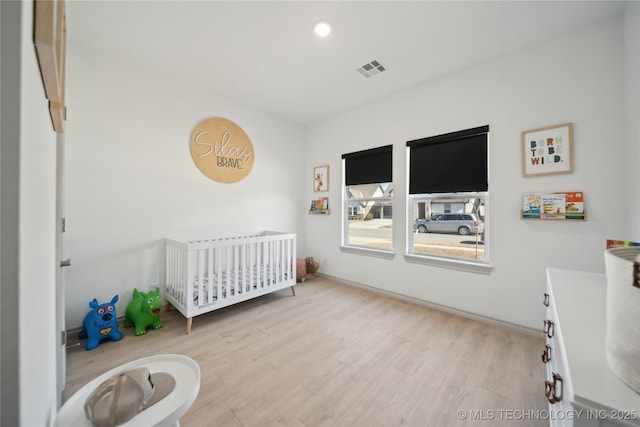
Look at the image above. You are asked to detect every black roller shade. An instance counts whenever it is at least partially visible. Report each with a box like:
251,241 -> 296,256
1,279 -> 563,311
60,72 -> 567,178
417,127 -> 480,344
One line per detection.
407,126 -> 488,194
342,145 -> 392,185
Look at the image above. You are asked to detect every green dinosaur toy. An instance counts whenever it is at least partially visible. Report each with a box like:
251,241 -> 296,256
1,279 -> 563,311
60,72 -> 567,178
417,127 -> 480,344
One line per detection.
123,287 -> 164,336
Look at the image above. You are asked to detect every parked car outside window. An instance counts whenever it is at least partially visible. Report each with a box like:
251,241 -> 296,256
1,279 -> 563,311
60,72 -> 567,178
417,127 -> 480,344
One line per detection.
413,213 -> 481,235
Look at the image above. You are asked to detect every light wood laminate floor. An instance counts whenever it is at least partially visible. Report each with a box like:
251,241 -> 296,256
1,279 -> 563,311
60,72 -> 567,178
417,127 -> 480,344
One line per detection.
63,275 -> 548,426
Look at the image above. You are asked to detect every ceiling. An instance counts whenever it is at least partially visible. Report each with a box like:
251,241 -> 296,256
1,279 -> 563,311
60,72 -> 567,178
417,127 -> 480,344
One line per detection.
66,1 -> 627,125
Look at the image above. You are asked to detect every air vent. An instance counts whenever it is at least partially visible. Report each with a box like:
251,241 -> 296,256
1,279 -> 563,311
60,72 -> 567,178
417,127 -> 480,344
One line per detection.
356,60 -> 386,78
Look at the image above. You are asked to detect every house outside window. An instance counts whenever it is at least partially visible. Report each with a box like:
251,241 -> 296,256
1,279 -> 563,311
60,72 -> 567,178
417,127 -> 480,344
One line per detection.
342,145 -> 393,255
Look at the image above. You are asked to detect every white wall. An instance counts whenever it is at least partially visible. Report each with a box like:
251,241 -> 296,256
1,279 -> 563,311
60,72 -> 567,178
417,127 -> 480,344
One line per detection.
64,45 -> 306,328
625,1 -> 640,239
303,17 -> 627,331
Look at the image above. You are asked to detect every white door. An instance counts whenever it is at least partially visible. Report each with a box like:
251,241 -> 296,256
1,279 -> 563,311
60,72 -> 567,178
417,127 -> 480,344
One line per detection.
56,133 -> 68,407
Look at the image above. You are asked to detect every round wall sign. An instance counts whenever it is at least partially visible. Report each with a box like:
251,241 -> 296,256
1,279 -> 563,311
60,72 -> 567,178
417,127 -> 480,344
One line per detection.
190,117 -> 255,183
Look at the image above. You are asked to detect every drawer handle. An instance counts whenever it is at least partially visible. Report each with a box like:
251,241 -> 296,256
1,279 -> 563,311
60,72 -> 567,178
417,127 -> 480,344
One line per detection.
543,320 -> 554,338
544,372 -> 563,403
544,380 -> 555,403
543,292 -> 549,307
541,344 -> 551,364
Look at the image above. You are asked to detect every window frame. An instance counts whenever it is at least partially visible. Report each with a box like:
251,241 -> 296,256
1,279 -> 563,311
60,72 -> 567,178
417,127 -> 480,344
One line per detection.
340,146 -> 394,259
405,192 -> 490,273
404,127 -> 492,274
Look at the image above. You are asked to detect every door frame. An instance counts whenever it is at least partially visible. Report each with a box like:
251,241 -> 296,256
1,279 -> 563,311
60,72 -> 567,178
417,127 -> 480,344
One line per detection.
55,134 -> 66,407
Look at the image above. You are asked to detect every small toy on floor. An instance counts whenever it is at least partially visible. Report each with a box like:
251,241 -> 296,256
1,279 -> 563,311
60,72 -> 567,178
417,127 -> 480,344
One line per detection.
79,295 -> 123,350
123,287 -> 164,336
305,257 -> 319,274
297,256 -> 320,282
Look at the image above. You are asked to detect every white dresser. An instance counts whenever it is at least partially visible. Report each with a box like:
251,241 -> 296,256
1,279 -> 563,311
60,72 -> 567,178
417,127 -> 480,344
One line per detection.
544,268 -> 640,427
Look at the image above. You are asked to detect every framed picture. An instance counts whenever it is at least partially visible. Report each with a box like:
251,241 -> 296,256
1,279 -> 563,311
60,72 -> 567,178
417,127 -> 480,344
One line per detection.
521,122 -> 573,177
313,165 -> 329,192
34,0 -> 67,133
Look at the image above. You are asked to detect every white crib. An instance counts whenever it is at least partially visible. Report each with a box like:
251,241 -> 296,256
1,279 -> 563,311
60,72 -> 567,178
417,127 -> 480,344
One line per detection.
165,231 -> 296,334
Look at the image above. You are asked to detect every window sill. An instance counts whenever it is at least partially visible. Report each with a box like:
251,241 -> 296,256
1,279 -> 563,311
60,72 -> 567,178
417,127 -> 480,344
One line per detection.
403,253 -> 493,275
340,245 -> 395,260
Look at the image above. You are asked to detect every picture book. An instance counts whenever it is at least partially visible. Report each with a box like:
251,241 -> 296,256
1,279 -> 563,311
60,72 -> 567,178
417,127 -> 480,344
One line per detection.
541,193 -> 566,219
562,191 -> 584,219
522,193 -> 542,218
606,239 -> 640,249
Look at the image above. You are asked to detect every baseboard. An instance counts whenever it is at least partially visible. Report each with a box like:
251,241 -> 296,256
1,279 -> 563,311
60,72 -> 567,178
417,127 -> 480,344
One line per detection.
316,272 -> 544,338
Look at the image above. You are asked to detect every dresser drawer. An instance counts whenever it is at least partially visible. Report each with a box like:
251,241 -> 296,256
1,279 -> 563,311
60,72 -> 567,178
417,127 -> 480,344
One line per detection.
543,288 -> 572,427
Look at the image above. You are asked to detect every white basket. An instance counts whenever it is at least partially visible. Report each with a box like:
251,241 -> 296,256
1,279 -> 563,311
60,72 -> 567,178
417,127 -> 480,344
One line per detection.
604,247 -> 640,394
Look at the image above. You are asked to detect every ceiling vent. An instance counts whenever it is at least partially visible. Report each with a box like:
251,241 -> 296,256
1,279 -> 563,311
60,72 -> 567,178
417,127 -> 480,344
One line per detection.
356,60 -> 386,78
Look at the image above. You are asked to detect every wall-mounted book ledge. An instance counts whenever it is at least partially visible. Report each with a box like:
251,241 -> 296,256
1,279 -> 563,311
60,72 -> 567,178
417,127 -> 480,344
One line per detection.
520,211 -> 587,221
310,197 -> 329,215
522,191 -> 587,221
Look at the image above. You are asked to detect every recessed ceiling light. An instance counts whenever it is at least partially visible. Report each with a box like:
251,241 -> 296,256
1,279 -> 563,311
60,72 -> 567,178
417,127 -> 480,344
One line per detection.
313,20 -> 332,38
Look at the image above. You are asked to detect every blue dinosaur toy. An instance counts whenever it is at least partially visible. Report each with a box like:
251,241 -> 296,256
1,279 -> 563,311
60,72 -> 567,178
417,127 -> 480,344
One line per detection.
123,287 -> 164,336
79,295 -> 123,350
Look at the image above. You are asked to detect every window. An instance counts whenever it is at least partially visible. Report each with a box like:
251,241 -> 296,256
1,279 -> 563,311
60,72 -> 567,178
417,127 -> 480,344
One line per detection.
406,126 -> 490,272
342,145 -> 393,255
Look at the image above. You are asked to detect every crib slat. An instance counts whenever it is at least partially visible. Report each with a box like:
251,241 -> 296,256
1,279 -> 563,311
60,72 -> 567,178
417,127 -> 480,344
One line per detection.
207,248 -> 214,304
273,240 -> 277,284
216,247 -> 223,300
284,238 -> 289,281
186,247 -> 194,311
272,240 -> 278,284
265,241 -> 269,287
276,239 -> 282,283
166,244 -> 173,302
171,245 -> 179,303
241,243 -> 247,293
226,245 -> 232,297
180,246 -> 186,306
197,249 -> 205,307
288,236 -> 293,280
280,238 -> 283,278
233,244 -> 239,295
264,241 -> 269,286
279,240 -> 283,283
248,243 -> 253,292
253,243 -> 258,290
257,241 -> 263,289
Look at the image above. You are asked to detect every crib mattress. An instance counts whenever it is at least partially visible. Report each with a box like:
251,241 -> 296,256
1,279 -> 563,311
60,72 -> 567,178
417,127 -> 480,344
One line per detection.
168,265 -> 290,306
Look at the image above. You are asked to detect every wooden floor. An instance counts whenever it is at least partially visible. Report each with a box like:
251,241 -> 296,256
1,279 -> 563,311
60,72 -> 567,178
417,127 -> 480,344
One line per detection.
64,275 -> 548,426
